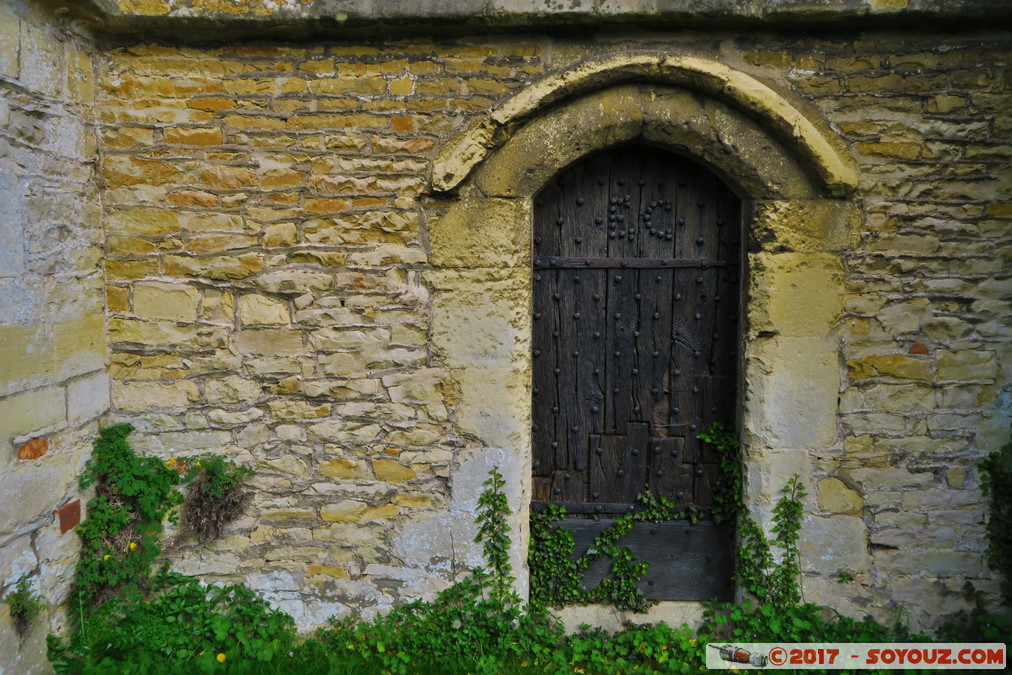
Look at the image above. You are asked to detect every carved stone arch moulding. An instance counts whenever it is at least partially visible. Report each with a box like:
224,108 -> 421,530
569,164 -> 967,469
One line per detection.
426,53 -> 862,612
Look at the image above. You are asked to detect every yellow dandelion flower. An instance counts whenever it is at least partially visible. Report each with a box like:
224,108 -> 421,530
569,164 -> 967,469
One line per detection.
216,653 -> 226,663
689,639 -> 698,647
195,461 -> 202,468
103,554 -> 111,561
129,542 -> 138,551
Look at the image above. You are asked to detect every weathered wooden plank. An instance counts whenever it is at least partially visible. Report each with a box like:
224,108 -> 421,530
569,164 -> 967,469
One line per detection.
532,477 -> 552,502
532,267 -> 557,478
647,437 -> 694,502
589,422 -> 649,503
558,518 -> 734,602
694,463 -> 719,509
533,257 -> 734,269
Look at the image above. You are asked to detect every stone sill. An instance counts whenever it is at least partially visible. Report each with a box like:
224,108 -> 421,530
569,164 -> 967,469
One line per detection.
64,0 -> 1012,41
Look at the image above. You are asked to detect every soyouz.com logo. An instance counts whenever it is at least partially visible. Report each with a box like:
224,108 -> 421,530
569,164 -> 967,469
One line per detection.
704,643 -> 1006,670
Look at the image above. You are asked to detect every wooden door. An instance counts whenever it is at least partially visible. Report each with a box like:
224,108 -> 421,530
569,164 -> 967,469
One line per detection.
531,145 -> 741,601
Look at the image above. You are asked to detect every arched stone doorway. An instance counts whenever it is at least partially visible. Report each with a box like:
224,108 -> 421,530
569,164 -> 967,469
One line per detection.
426,54 -> 859,615
531,145 -> 741,600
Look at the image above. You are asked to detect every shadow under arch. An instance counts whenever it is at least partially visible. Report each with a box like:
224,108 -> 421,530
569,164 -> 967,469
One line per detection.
425,58 -> 861,618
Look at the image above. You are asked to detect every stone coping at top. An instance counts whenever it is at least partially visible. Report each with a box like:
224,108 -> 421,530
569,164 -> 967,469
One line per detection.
58,0 -> 1012,39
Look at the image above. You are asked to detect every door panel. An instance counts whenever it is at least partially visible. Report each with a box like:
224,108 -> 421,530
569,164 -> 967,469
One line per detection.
531,145 -> 741,601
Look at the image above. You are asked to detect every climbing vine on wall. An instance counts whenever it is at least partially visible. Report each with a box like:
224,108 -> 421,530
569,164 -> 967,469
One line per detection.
528,423 -> 741,611
982,423 -> 1012,606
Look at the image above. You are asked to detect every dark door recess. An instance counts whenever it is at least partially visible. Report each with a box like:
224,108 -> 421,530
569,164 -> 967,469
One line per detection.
531,145 -> 741,602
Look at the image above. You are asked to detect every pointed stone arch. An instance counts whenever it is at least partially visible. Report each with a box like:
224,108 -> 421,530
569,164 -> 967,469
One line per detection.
426,54 -> 862,621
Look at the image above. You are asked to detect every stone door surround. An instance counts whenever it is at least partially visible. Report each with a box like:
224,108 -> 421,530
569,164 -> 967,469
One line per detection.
426,52 -> 860,603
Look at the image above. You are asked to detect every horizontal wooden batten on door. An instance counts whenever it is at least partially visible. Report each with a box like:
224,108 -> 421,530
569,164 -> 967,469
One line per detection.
533,257 -> 735,269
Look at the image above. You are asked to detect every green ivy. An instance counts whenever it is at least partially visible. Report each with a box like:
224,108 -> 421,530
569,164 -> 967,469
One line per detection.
696,421 -> 743,524
736,475 -> 807,608
529,422 -> 739,612
475,467 -> 513,600
5,575 -> 45,636
982,423 -> 1012,606
529,504 -> 650,612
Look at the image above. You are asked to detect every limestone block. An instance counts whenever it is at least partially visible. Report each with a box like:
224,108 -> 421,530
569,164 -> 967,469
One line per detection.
184,233 -> 258,254
923,317 -> 974,339
382,369 -> 447,405
321,500 -> 398,522
0,386 -> 65,445
181,212 -> 244,232
0,464 -> 70,537
385,427 -> 442,445
106,207 -> 180,235
392,494 -> 440,508
429,197 -> 531,268
873,550 -> 982,577
871,525 -> 958,549
308,420 -> 381,443
309,327 -> 390,351
748,200 -> 859,252
846,354 -> 932,381
0,2 -> 18,80
799,515 -> 869,575
937,349 -> 998,381
846,467 -> 934,490
204,375 -> 262,403
133,282 -> 200,322
874,299 -> 931,335
817,478 -> 863,515
260,455 -> 308,476
0,324 -> 54,396
861,383 -> 935,412
53,314 -> 106,379
266,400 -> 330,420
206,407 -> 264,425
900,489 -> 981,511
256,270 -> 334,293
111,380 -> 199,410
747,252 -> 844,337
109,318 -> 228,350
372,459 -> 417,482
236,423 -> 270,445
239,294 -> 290,325
320,458 -> 372,479
165,253 -> 264,280
236,328 -> 303,355
35,518 -> 81,605
744,446 -> 812,522
128,429 -> 232,454
393,512 -> 483,572
67,371 -> 110,423
744,336 -> 838,449
19,19 -> 65,99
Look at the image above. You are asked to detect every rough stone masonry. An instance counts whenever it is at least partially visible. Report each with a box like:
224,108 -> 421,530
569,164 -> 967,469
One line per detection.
0,0 -> 1010,670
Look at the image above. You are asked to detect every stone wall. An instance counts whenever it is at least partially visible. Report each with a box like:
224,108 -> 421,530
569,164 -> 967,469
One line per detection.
0,3 -> 1008,665
94,26 -> 1011,633
0,0 -> 103,670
